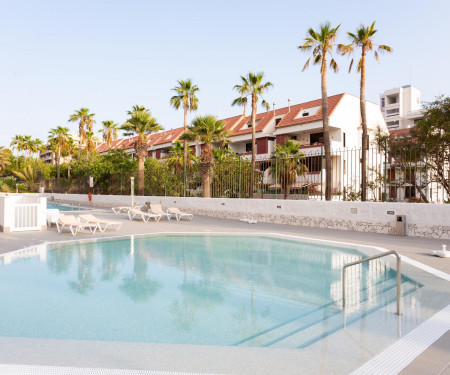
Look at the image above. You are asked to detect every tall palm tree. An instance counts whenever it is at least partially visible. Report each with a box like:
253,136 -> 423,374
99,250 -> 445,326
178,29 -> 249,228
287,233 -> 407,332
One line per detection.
22,135 -> 33,159
121,106 -> 162,195
170,79 -> 199,196
299,22 -> 340,201
10,135 -> 24,169
180,115 -> 230,198
68,108 -> 96,153
338,21 -> 392,201
48,126 -> 70,179
231,84 -> 248,117
270,140 -> 308,200
233,72 -> 273,197
32,138 -> 45,159
65,137 -> 76,178
167,141 -> 195,173
84,131 -> 100,154
99,120 -> 120,148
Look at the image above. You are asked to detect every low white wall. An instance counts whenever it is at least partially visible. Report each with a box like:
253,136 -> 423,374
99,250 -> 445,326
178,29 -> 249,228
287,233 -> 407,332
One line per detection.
45,193 -> 450,239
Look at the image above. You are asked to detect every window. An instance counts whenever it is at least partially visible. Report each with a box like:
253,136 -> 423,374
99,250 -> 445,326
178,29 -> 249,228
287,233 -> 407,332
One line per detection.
310,132 -> 324,145
405,186 -> 416,198
246,119 -> 260,129
245,143 -> 252,152
275,118 -> 282,125
290,135 -> 297,141
295,106 -> 320,119
386,120 -> 399,128
381,98 -> 385,107
386,108 -> 399,117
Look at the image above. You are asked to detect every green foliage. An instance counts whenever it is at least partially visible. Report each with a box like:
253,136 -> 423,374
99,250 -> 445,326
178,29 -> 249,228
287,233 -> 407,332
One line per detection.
13,164 -> 39,192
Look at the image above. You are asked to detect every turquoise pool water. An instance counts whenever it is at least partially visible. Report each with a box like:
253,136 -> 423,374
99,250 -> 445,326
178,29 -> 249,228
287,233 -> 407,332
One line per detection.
0,235 -> 424,348
47,202 -> 87,211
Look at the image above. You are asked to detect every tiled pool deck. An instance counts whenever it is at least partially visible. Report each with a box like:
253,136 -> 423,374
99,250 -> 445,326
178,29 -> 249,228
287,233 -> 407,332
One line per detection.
1,207 -> 449,374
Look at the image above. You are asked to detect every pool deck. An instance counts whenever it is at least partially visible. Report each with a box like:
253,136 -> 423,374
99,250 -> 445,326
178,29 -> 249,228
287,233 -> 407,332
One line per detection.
1,207 -> 449,375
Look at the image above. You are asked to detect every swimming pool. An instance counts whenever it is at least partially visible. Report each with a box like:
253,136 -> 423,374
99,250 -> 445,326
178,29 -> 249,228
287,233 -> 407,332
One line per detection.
0,234 -> 448,373
47,202 -> 88,211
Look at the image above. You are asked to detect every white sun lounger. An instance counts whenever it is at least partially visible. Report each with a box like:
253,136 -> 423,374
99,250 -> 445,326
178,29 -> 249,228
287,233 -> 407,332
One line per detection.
167,207 -> 193,221
150,204 -> 171,220
56,215 -> 99,236
79,214 -> 123,232
112,205 -> 141,214
47,209 -> 60,227
128,208 -> 161,222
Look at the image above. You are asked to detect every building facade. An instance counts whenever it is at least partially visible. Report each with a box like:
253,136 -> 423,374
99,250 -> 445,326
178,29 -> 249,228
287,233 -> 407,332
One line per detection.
380,85 -> 424,130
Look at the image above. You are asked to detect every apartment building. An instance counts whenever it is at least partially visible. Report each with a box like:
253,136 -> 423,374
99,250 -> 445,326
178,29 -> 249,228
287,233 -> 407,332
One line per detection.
39,133 -> 83,165
380,85 -> 424,130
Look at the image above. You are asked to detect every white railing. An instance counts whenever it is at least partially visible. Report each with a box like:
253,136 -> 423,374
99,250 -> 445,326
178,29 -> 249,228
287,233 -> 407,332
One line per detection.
11,203 -> 41,232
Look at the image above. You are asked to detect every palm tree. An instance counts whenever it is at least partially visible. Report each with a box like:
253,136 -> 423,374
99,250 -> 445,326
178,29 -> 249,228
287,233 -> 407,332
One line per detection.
65,137 -> 76,178
48,126 -> 70,179
68,108 -> 96,153
84,131 -> 99,154
99,120 -> 119,148
32,138 -> 45,159
299,22 -> 340,201
167,141 -> 195,173
170,80 -> 199,195
13,164 -> 39,192
233,72 -> 273,198
10,135 -> 24,169
231,84 -> 248,117
270,140 -> 308,200
180,115 -> 230,198
121,106 -> 163,195
22,135 -> 33,159
338,21 -> 392,201
0,147 -> 11,173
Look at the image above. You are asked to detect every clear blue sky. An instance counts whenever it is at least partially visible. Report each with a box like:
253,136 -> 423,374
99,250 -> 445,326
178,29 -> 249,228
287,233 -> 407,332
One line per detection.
1,0 -> 448,147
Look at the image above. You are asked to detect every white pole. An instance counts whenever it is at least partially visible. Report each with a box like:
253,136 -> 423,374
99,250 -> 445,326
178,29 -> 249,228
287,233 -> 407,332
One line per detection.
130,177 -> 135,208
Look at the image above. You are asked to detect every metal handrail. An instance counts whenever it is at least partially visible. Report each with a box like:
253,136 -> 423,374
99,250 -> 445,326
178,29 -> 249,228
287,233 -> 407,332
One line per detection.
342,250 -> 401,315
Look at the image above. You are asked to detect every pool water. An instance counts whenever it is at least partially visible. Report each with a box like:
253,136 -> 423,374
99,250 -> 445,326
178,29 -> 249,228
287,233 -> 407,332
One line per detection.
47,202 -> 87,211
0,235 -> 429,349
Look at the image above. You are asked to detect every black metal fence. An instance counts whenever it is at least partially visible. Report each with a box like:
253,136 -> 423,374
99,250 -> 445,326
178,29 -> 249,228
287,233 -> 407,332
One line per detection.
42,146 -> 449,203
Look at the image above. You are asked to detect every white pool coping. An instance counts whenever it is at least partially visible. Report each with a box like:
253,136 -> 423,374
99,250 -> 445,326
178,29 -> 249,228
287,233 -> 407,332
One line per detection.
0,231 -> 449,375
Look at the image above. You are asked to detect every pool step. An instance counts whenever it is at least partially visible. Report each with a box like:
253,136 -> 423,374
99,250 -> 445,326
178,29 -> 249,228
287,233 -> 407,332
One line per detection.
267,280 -> 419,349
235,277 -> 419,348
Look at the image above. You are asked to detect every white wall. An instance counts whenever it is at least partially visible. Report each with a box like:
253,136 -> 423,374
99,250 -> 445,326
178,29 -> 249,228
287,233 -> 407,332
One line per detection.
0,194 -> 47,232
45,193 -> 450,239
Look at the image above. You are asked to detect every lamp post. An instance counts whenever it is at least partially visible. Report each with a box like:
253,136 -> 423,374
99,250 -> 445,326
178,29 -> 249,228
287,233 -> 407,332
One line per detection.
130,177 -> 135,208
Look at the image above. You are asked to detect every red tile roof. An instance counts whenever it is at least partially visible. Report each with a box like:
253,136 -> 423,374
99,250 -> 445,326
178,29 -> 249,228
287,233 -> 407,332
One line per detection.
230,111 -> 274,136
275,93 -> 345,128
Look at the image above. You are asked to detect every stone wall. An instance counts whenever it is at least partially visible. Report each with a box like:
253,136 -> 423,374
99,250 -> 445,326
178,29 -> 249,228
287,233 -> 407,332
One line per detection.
45,193 -> 450,239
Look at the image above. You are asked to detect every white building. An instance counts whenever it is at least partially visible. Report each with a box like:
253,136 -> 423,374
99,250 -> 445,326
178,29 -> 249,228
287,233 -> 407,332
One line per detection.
380,85 -> 424,130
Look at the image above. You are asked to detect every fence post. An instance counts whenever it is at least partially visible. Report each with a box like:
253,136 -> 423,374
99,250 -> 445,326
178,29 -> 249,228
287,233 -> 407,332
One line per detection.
164,167 -> 167,197
275,154 -> 278,200
320,147 -> 323,201
238,156 -> 241,199
384,138 -> 387,201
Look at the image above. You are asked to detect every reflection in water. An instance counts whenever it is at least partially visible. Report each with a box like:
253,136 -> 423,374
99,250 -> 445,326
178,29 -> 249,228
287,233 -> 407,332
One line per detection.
119,236 -> 161,303
68,244 -> 96,295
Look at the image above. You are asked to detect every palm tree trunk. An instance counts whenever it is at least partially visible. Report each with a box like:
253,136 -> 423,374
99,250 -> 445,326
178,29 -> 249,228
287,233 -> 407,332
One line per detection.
360,46 -> 368,201
321,54 -> 332,201
57,148 -> 61,179
138,157 -> 144,195
201,143 -> 213,198
250,93 -> 257,198
202,174 -> 211,198
68,153 -> 71,179
183,106 -> 188,197
16,147 -> 18,169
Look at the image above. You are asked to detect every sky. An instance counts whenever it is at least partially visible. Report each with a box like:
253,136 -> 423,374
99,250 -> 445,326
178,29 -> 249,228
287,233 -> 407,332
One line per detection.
1,0 -> 449,147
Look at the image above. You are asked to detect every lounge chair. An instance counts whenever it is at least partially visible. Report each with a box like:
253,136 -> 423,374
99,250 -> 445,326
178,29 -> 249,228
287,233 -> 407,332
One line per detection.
128,208 -> 161,222
79,214 -> 123,232
167,207 -> 193,221
112,205 -> 141,214
150,204 -> 171,220
47,209 -> 61,227
56,215 -> 99,236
